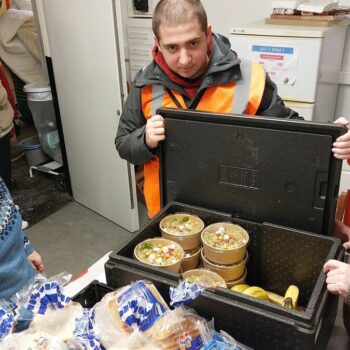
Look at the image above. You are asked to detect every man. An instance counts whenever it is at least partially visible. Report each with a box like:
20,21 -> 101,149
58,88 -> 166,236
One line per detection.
116,0 -> 350,217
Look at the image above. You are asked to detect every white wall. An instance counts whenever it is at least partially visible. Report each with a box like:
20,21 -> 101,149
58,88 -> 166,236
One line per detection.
201,0 -> 271,37
200,1 -> 350,123
202,0 -> 350,122
336,25 -> 350,120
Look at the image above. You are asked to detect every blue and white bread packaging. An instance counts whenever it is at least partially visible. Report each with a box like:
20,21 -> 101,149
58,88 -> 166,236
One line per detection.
92,280 -> 168,348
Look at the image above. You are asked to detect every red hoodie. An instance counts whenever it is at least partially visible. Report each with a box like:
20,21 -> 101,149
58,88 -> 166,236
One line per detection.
151,30 -> 212,100
0,65 -> 18,137
0,66 -> 17,117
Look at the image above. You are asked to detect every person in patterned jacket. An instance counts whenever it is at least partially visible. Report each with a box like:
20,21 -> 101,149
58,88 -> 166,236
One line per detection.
0,177 -> 44,299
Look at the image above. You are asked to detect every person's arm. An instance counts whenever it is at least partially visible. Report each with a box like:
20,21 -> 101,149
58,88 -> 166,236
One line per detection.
115,72 -> 160,165
257,74 -> 302,120
23,233 -> 34,257
28,251 -> 44,273
0,79 -> 14,136
23,233 -> 44,273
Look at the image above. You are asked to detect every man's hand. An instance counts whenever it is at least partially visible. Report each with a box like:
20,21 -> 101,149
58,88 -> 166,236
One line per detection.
28,251 -> 45,273
323,259 -> 350,297
333,117 -> 350,160
145,114 -> 165,149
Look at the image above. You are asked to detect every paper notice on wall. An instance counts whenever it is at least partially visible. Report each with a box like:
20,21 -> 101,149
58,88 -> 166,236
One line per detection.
247,44 -> 298,84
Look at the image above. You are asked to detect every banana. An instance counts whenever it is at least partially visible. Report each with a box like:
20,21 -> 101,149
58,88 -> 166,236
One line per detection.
267,291 -> 285,306
243,286 -> 268,300
231,283 -> 301,310
283,285 -> 299,309
231,284 -> 250,293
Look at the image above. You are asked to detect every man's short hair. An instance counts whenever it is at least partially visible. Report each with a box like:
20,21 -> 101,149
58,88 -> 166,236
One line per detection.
152,0 -> 208,40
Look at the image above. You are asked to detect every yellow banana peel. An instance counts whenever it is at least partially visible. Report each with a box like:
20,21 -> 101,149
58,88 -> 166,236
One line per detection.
231,284 -> 250,293
267,291 -> 285,306
283,285 -> 299,309
243,286 -> 268,300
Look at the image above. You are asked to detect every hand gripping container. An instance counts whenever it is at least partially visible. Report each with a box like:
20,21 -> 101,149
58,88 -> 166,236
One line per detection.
106,108 -> 345,350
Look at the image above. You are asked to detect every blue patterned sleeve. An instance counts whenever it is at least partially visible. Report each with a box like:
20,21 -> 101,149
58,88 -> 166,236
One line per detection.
23,233 -> 34,256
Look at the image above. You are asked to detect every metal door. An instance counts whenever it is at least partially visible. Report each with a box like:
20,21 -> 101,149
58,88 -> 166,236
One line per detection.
34,0 -> 139,231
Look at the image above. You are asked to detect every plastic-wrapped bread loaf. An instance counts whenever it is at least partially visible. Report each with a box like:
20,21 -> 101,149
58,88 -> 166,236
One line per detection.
29,302 -> 84,342
145,306 -> 205,350
93,280 -> 169,348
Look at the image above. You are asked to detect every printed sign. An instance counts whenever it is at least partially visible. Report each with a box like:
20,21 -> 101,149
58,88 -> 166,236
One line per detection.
248,44 -> 298,83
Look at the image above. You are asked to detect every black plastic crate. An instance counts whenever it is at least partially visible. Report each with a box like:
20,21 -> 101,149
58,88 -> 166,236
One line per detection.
106,201 -> 342,350
157,108 -> 343,236
73,281 -> 113,308
106,109 -> 344,349
105,257 -> 339,350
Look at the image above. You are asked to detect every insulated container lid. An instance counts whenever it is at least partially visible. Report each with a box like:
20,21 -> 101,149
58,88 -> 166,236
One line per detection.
158,108 -> 343,235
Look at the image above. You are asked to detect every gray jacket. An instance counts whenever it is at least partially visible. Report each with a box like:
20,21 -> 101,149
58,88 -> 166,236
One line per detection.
115,33 -> 301,165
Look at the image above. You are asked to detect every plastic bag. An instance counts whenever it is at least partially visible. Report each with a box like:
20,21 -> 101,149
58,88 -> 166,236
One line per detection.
30,302 -> 85,341
92,292 -> 130,348
169,280 -> 204,308
92,280 -> 169,348
103,329 -> 161,350
0,272 -> 72,342
0,304 -> 15,341
22,273 -> 72,315
12,272 -> 72,309
145,306 -> 206,350
3,304 -> 102,350
2,329 -> 69,350
199,319 -> 252,350
138,279 -> 206,349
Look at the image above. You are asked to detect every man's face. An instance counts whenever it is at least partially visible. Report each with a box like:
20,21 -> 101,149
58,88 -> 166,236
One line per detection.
156,19 -> 210,79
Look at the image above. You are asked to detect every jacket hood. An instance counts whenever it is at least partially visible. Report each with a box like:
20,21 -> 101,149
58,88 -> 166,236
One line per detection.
207,33 -> 240,74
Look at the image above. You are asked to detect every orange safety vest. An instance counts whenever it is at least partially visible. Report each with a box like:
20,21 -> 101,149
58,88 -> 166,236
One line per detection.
141,60 -> 266,217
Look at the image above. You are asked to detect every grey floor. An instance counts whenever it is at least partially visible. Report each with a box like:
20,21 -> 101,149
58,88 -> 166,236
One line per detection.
26,201 -> 349,349
26,201 -> 135,276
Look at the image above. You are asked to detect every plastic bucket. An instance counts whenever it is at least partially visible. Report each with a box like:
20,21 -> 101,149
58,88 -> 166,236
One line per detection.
23,82 -> 62,164
18,136 -> 50,167
23,82 -> 52,102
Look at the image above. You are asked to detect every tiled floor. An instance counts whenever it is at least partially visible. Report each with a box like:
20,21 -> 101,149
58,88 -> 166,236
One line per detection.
11,124 -> 72,226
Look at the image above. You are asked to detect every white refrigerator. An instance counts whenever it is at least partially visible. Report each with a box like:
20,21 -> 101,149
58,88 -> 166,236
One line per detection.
32,0 -> 139,232
229,21 -> 348,122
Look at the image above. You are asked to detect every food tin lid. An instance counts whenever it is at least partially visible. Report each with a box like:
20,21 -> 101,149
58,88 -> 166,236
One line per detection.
158,108 -> 343,235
